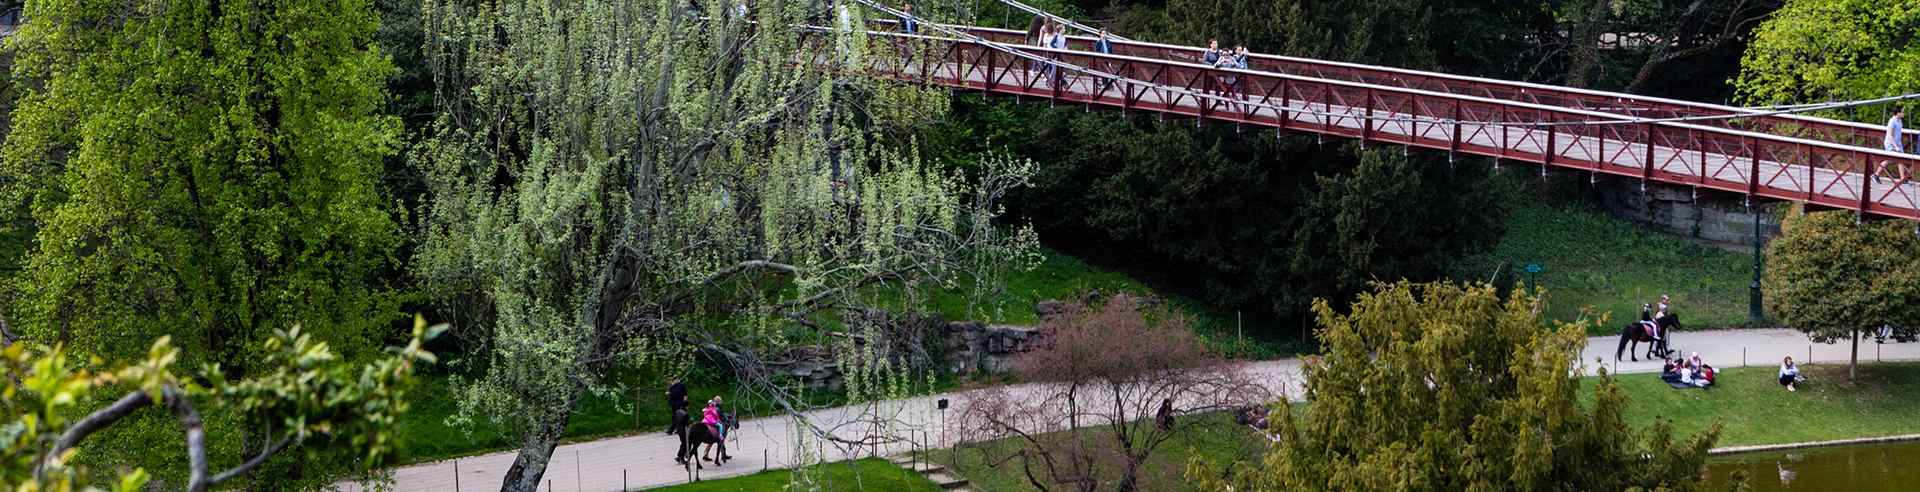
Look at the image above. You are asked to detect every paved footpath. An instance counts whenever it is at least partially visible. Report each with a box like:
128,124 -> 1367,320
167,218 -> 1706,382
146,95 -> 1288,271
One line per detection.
355,329 -> 1920,492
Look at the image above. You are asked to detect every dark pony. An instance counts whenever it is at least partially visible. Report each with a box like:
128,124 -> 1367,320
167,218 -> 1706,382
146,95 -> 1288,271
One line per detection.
1616,313 -> 1680,362
674,408 -> 736,468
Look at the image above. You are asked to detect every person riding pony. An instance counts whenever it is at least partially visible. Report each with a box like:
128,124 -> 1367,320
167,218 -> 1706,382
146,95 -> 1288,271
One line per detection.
1638,303 -> 1661,340
1617,302 -> 1680,361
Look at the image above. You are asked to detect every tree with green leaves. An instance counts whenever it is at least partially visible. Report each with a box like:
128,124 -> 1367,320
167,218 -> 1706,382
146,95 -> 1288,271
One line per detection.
416,0 -> 1035,489
1736,0 -> 1920,110
1,0 -> 408,486
1,318 -> 440,492
1188,281 -> 1728,492
1135,0 -> 1436,70
1763,209 -> 1920,380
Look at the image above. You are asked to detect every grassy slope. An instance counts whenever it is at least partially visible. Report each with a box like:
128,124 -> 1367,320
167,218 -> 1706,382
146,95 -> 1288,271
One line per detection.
929,246 -> 1299,358
1456,204 -> 1759,334
931,411 -> 1269,492
648,458 -> 943,492
1592,361 -> 1920,448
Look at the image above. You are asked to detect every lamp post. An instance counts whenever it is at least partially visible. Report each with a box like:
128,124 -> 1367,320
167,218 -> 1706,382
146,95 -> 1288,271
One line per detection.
1750,205 -> 1764,323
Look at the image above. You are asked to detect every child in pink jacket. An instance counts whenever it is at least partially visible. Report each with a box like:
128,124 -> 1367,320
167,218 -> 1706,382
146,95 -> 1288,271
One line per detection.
700,396 -> 724,437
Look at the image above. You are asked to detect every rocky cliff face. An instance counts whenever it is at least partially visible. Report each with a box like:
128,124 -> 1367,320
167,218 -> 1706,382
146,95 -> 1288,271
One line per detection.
1591,179 -> 1780,251
938,321 -> 1048,376
755,294 -> 1162,387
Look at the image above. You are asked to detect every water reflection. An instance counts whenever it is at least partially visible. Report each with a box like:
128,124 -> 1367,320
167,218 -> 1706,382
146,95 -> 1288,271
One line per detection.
1705,441 -> 1920,491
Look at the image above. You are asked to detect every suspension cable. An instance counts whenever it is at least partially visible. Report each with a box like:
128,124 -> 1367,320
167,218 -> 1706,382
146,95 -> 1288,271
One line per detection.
983,0 -> 1126,41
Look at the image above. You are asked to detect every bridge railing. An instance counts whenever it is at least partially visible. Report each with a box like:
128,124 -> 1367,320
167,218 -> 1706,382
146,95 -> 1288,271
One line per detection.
832,27 -> 1920,220
905,22 -> 1907,154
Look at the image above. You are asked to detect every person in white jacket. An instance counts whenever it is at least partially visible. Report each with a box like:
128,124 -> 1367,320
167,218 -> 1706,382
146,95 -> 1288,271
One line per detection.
1779,356 -> 1803,392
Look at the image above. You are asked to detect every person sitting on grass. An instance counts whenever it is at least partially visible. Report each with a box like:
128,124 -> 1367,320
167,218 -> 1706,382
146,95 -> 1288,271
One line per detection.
1660,357 -> 1684,383
1780,356 -> 1804,391
1680,352 -> 1714,388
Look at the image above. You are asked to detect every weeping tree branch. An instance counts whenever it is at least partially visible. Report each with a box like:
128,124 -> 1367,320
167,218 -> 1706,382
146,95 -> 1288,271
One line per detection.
38,384 -> 288,492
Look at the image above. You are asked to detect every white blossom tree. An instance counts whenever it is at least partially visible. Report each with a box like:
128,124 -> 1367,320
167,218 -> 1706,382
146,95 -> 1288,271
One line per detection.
415,0 -> 1035,489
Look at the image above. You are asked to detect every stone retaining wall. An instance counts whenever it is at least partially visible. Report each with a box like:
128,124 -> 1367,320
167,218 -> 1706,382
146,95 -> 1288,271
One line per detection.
1592,180 -> 1781,252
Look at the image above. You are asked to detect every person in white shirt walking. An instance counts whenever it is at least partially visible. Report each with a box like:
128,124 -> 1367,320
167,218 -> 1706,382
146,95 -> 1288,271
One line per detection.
1881,108 -> 1908,183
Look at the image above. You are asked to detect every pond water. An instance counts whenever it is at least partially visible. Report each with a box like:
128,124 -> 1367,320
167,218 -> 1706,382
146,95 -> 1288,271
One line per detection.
1704,440 -> 1920,491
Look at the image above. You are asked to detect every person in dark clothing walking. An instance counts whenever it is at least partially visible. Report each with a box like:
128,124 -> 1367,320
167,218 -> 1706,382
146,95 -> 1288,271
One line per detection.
1093,28 -> 1115,92
665,377 -> 689,435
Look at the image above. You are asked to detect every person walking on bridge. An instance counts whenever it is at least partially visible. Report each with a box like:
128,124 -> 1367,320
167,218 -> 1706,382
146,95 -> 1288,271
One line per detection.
898,2 -> 917,35
1093,28 -> 1115,92
1881,107 -> 1907,183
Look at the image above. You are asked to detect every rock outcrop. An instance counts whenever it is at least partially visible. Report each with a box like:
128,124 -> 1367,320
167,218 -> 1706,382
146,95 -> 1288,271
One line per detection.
1592,180 -> 1781,251
939,321 -> 1048,376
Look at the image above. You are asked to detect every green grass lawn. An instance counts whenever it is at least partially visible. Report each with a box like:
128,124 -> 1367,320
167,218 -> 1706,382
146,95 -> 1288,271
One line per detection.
1593,361 -> 1920,447
648,458 -> 942,492
925,245 -> 1157,326
1455,204 -> 1762,334
925,245 -> 1299,358
929,411 -> 1269,492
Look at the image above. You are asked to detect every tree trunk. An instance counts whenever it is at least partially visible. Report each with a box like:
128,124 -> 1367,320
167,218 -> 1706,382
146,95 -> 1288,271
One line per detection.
1564,0 -> 1611,89
1067,384 -> 1077,431
1115,456 -> 1143,492
499,402 -> 579,492
1851,326 -> 1861,380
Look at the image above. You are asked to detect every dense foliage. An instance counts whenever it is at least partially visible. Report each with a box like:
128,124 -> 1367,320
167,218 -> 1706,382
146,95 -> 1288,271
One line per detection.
952,105 -> 1517,333
1764,209 -> 1920,379
1737,0 -> 1920,111
1190,281 -> 1725,491
0,0 -> 408,486
2,319 -> 439,492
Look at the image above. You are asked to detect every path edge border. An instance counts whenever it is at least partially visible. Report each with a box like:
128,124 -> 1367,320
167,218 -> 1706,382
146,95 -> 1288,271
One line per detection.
1707,432 -> 1920,456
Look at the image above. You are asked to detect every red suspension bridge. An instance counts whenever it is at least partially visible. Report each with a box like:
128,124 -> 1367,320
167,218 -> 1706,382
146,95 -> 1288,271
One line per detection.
843,6 -> 1920,222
